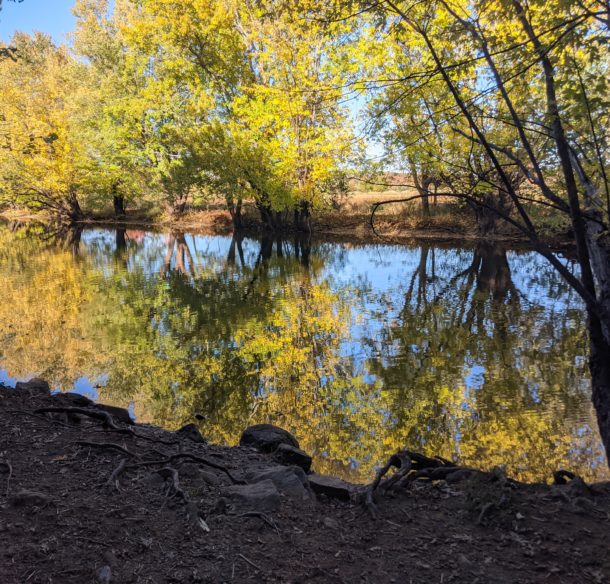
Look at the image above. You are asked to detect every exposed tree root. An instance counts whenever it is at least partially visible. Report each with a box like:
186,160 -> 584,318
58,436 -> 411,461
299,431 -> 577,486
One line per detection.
34,407 -> 132,434
7,409 -> 75,429
477,501 -> 495,525
75,441 -> 136,458
129,431 -> 179,447
130,452 -> 242,485
13,407 -> 179,450
553,469 -> 577,484
364,450 -> 459,518
157,467 -> 188,501
106,458 -> 128,492
364,450 -> 593,520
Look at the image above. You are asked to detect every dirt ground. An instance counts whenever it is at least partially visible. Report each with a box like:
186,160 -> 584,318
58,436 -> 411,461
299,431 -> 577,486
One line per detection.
1,384 -> 609,584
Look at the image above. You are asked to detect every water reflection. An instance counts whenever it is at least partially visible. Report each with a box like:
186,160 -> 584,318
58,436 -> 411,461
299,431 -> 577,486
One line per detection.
0,223 -> 605,483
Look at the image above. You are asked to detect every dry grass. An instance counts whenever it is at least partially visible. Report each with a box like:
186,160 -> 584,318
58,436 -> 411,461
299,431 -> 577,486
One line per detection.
3,189 -> 568,246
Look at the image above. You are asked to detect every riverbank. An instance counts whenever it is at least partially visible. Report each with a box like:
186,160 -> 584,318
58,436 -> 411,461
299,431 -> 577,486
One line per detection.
2,381 -> 609,583
1,193 -> 575,249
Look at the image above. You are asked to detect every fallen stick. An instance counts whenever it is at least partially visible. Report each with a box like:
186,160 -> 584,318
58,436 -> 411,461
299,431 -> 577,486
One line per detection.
238,553 -> 263,572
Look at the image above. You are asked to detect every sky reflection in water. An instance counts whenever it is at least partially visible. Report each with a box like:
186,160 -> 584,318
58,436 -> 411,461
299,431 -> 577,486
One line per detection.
0,224 -> 606,482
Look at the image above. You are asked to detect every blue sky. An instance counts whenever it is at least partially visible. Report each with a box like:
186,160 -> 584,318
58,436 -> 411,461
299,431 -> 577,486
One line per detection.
0,0 -> 76,43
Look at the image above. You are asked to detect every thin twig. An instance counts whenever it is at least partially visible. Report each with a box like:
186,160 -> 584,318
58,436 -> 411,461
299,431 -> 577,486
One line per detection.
238,553 -> 263,572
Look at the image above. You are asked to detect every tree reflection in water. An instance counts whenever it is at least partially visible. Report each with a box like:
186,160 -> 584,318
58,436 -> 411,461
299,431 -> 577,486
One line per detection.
0,223 -> 605,483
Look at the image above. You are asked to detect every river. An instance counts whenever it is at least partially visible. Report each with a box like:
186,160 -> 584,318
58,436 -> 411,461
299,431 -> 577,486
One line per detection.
0,223 -> 606,482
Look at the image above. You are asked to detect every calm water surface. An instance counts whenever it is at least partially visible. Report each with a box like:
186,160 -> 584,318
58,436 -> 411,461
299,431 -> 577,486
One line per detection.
0,223 -> 607,482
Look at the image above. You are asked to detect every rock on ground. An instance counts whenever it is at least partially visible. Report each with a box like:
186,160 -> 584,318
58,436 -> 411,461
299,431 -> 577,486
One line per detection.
308,474 -> 353,501
239,423 -> 299,452
246,465 -> 313,501
274,443 -> 312,473
175,423 -> 207,443
221,479 -> 281,513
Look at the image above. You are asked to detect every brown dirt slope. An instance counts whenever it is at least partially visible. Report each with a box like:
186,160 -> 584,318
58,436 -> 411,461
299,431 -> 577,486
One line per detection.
1,385 -> 609,584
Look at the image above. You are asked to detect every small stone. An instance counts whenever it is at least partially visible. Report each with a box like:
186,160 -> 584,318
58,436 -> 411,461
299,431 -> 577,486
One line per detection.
96,565 -> 112,584
323,517 -> 339,529
246,466 -> 312,501
176,423 -> 206,443
94,403 -> 134,425
274,443 -> 312,473
308,475 -> 352,501
178,464 -> 220,486
239,424 -> 299,453
199,471 -> 221,486
222,479 -> 281,513
9,490 -> 52,508
15,378 -> 50,396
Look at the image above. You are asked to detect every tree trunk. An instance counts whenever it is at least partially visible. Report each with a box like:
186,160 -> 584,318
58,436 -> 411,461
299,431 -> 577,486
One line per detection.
66,194 -> 83,224
475,187 -> 514,236
228,197 -> 243,230
258,203 -> 289,232
421,176 -> 432,217
171,194 -> 189,216
115,228 -> 126,253
227,233 -> 244,266
59,226 -> 82,257
113,195 -> 126,217
257,203 -> 274,231
407,157 -> 430,217
259,235 -> 273,262
294,201 -> 312,233
294,234 -> 311,268
475,243 -> 512,301
589,312 -> 610,459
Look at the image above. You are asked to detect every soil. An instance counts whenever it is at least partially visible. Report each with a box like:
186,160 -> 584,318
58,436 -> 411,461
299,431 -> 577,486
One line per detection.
2,385 -> 609,584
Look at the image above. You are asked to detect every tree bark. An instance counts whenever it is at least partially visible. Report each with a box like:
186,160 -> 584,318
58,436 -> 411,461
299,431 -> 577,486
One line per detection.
407,157 -> 430,217
294,201 -> 312,233
589,313 -> 610,460
228,197 -> 243,230
113,195 -> 126,217
66,194 -> 83,224
171,194 -> 189,216
115,228 -> 126,253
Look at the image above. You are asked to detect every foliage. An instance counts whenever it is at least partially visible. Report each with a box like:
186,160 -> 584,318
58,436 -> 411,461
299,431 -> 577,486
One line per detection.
0,34 -> 90,220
